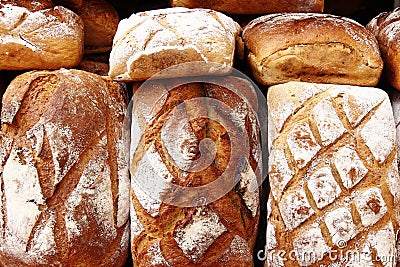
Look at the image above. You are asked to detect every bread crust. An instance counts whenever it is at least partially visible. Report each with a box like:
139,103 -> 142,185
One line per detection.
367,9 -> 400,90
242,13 -> 383,86
130,77 -> 261,266
0,4 -> 84,70
170,0 -> 324,15
267,81 -> 398,267
108,7 -> 241,81
0,69 -> 130,266
76,0 -> 119,54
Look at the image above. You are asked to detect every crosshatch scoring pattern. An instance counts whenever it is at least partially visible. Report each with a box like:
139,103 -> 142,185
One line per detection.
267,82 -> 399,267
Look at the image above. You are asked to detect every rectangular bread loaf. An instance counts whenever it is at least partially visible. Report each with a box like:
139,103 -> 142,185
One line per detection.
267,82 -> 399,267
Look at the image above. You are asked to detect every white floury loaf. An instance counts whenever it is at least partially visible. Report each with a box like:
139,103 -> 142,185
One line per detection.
108,7 -> 241,81
267,82 -> 399,267
0,2 -> 84,70
130,77 -> 261,266
0,69 -> 130,266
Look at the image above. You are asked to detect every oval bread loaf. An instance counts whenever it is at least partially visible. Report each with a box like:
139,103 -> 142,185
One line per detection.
242,14 -> 383,87
130,77 -> 262,266
367,9 -> 400,91
0,3 -> 84,70
108,7 -> 241,81
0,69 -> 130,266
267,81 -> 399,266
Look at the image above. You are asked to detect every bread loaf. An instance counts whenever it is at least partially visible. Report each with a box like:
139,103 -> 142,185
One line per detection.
76,0 -> 119,54
170,0 -> 324,15
367,9 -> 400,90
108,7 -> 241,81
1,0 -> 54,11
267,81 -> 399,266
77,60 -> 110,76
0,3 -> 84,70
130,76 -> 261,266
242,13 -> 383,87
53,0 -> 83,9
0,69 -> 130,266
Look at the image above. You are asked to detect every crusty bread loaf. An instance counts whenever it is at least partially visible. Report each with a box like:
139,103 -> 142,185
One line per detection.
76,0 -> 119,54
0,69 -> 130,266
77,60 -> 110,76
242,13 -> 383,87
267,81 -> 398,266
170,0 -> 324,14
1,0 -> 54,11
0,3 -> 84,70
367,9 -> 400,90
130,77 -> 261,266
53,0 -> 83,9
109,7 -> 241,81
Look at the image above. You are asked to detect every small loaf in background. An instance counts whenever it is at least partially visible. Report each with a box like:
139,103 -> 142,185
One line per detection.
267,82 -> 399,266
0,69 -> 130,266
367,9 -> 400,91
76,0 -> 119,54
108,7 -> 241,81
170,0 -> 324,15
130,77 -> 261,266
242,13 -> 383,87
0,2 -> 84,70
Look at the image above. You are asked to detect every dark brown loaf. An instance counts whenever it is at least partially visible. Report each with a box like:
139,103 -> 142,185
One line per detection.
130,77 -> 261,266
242,13 -> 383,87
170,0 -> 324,15
367,9 -> 400,90
267,82 -> 399,266
77,59 -> 110,76
76,0 -> 119,54
0,3 -> 84,70
0,69 -> 130,266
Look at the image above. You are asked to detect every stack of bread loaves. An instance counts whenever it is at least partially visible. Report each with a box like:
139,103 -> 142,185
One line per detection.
1,0 -> 400,267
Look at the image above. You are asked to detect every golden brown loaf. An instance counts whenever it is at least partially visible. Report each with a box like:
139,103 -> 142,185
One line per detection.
170,0 -> 324,15
76,0 -> 119,54
0,69 -> 130,266
242,13 -> 383,87
267,82 -> 399,266
130,77 -> 261,266
108,7 -> 241,81
0,3 -> 84,70
367,9 -> 400,91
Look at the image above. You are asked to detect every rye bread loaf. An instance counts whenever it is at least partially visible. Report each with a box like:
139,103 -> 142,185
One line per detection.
367,9 -> 400,90
0,3 -> 84,70
242,13 -> 383,87
267,82 -> 399,266
130,76 -> 261,266
108,7 -> 241,81
0,69 -> 130,266
76,0 -> 119,54
170,0 -> 324,15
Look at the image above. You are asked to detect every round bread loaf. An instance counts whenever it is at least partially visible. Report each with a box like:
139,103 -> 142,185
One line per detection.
367,9 -> 400,91
108,7 -> 241,81
76,0 -> 119,54
170,0 -> 324,15
0,69 -> 130,266
242,13 -> 383,87
267,81 -> 399,266
0,3 -> 84,70
130,76 -> 262,266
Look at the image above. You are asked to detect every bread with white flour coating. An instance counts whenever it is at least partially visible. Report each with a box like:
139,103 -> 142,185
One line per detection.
130,77 -> 261,266
0,69 -> 130,266
109,7 -> 241,81
267,82 -> 399,266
